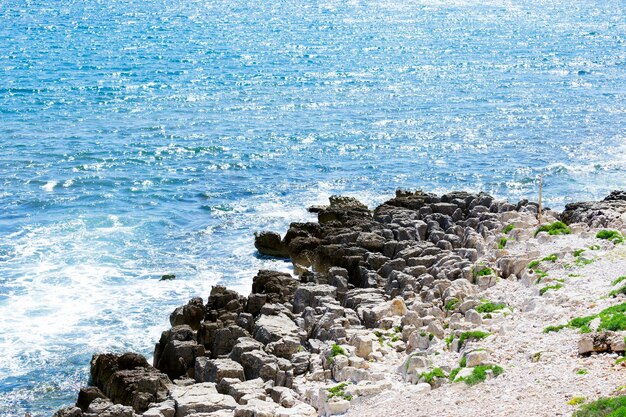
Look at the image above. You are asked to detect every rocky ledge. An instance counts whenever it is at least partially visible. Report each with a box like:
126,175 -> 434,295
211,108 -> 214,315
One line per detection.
55,190 -> 626,417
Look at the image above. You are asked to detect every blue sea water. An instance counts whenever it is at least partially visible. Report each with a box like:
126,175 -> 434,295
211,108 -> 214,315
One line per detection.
0,0 -> 625,414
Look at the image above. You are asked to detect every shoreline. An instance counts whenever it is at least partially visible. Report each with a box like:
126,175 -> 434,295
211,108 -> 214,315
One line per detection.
54,189 -> 626,417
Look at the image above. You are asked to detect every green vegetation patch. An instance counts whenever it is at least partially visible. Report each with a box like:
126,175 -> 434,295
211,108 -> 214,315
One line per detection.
574,249 -> 586,257
475,301 -> 507,314
613,276 -> 626,286
502,224 -> 514,234
535,221 -> 571,237
528,260 -> 541,269
576,369 -> 588,375
477,267 -> 494,277
569,397 -> 586,406
540,283 -> 563,296
458,331 -> 490,348
544,324 -> 567,333
445,299 -> 460,311
610,285 -> 626,298
597,230 -> 625,245
419,367 -> 446,384
329,343 -> 347,360
561,303 -> 626,334
542,253 -> 558,262
457,364 -> 504,386
498,237 -> 509,250
327,382 -> 353,401
573,395 -> 626,417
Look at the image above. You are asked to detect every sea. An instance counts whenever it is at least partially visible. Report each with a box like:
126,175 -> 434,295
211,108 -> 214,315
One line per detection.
0,0 -> 624,414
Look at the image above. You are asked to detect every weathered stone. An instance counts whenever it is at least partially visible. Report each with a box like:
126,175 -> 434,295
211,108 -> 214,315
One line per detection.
465,350 -> 489,367
252,270 -> 299,304
254,231 -> 289,258
90,353 -> 171,413
170,297 -> 206,330
170,383 -> 237,417
252,314 -> 300,345
293,284 -> 337,314
76,386 -> 106,412
230,337 -> 264,363
195,358 -> 245,384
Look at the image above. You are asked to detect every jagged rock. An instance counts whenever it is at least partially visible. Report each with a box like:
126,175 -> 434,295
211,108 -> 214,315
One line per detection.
142,400 -> 176,417
362,298 -> 407,328
251,270 -> 299,304
562,191 -> 626,227
76,386 -> 107,412
195,358 -> 245,384
578,332 -> 626,355
239,350 -> 279,381
54,407 -> 83,417
87,399 -> 135,417
233,398 -> 278,417
293,284 -> 337,314
90,353 -> 171,413
169,297 -> 206,330
230,337 -> 265,363
350,333 -> 375,358
255,231 -> 290,258
170,383 -> 237,417
153,326 -> 204,380
217,377 -> 266,403
465,350 -> 489,367
252,313 -> 300,346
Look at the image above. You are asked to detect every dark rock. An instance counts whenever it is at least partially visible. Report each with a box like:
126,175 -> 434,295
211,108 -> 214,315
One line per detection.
153,326 -> 204,380
90,353 -> 171,413
160,274 -> 176,281
76,386 -> 106,411
251,270 -> 298,304
53,407 -> 83,417
254,231 -> 289,258
169,297 -> 205,330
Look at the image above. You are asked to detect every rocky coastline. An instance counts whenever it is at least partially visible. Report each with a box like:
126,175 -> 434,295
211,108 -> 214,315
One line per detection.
54,190 -> 626,417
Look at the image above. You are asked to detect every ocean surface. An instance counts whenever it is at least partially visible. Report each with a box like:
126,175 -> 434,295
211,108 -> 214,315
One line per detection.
0,0 -> 625,414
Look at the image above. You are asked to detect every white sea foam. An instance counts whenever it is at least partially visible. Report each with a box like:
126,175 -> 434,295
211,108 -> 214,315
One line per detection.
41,181 -> 58,192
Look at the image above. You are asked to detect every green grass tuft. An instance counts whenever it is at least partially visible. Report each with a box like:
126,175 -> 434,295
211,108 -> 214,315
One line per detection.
613,276 -> 626,286
597,230 -> 625,244
573,395 -> 626,417
544,324 -> 567,333
475,301 -> 507,314
542,253 -> 558,262
498,237 -> 508,250
540,283 -> 563,296
574,249 -> 586,257
327,382 -> 353,401
445,299 -> 460,311
458,331 -> 490,348
329,343 -> 347,359
528,260 -> 541,269
419,367 -> 446,384
502,224 -> 514,234
477,267 -> 494,277
459,364 -> 504,386
576,369 -> 588,375
535,221 -> 571,237
449,367 -> 462,381
569,397 -> 586,406
610,285 -> 626,298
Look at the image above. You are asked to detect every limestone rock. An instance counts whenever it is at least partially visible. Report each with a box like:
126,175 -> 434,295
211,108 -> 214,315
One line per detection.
170,383 -> 237,417
195,358 -> 245,384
